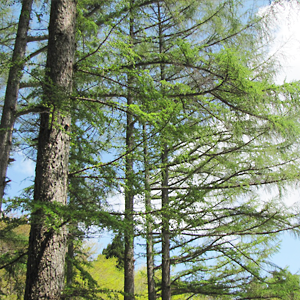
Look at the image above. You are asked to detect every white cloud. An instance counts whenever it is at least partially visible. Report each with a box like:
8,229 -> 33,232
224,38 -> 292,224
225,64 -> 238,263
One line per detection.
265,0 -> 300,83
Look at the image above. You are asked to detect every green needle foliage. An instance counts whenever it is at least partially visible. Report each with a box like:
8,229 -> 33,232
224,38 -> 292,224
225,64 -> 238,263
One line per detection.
1,0 -> 300,299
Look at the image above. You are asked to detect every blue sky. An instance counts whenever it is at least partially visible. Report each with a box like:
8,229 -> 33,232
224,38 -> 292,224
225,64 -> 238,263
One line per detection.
3,0 -> 300,276
266,0 -> 300,274
273,233 -> 300,273
5,150 -> 300,274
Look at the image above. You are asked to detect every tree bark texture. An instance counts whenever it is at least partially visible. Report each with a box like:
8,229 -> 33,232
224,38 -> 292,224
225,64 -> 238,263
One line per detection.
24,0 -> 76,299
144,125 -> 156,300
124,2 -> 135,299
66,239 -> 74,287
0,0 -> 33,212
158,2 -> 171,298
124,95 -> 135,300
161,148 -> 170,300
124,71 -> 135,300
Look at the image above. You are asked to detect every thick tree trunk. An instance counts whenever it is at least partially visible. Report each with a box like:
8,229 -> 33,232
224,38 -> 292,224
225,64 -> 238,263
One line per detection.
0,0 -> 33,212
24,0 -> 76,299
143,125 -> 156,300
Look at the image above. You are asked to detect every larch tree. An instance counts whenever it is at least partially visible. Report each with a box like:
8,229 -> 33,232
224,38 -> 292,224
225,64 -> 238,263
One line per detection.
157,2 -> 170,298
0,0 -> 33,212
124,2 -> 136,299
148,2 -> 300,299
117,0 -> 300,298
24,0 -> 76,298
1,0 -> 300,299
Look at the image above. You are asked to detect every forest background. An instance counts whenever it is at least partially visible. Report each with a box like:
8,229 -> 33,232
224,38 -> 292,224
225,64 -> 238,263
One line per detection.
1,2 -> 296,299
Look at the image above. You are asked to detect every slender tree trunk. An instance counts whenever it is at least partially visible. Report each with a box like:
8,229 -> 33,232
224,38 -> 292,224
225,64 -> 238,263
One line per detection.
143,124 -> 156,300
124,2 -> 135,298
124,94 -> 135,300
24,0 -> 76,299
158,2 -> 171,299
161,148 -> 170,300
0,0 -> 33,212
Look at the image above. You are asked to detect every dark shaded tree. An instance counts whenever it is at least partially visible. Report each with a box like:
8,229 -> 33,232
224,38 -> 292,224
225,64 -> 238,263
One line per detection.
103,232 -> 125,269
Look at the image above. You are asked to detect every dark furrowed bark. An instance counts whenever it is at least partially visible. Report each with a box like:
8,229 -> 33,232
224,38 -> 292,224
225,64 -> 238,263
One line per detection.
24,0 -> 76,299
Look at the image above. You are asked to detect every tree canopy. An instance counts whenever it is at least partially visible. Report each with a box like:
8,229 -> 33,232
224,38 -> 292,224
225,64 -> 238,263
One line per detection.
1,0 -> 300,299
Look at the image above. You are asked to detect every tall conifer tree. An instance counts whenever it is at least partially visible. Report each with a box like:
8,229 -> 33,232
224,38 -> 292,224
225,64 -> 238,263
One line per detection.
0,0 -> 296,298
124,1 -> 136,298
24,0 -> 76,298
0,0 -> 33,212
